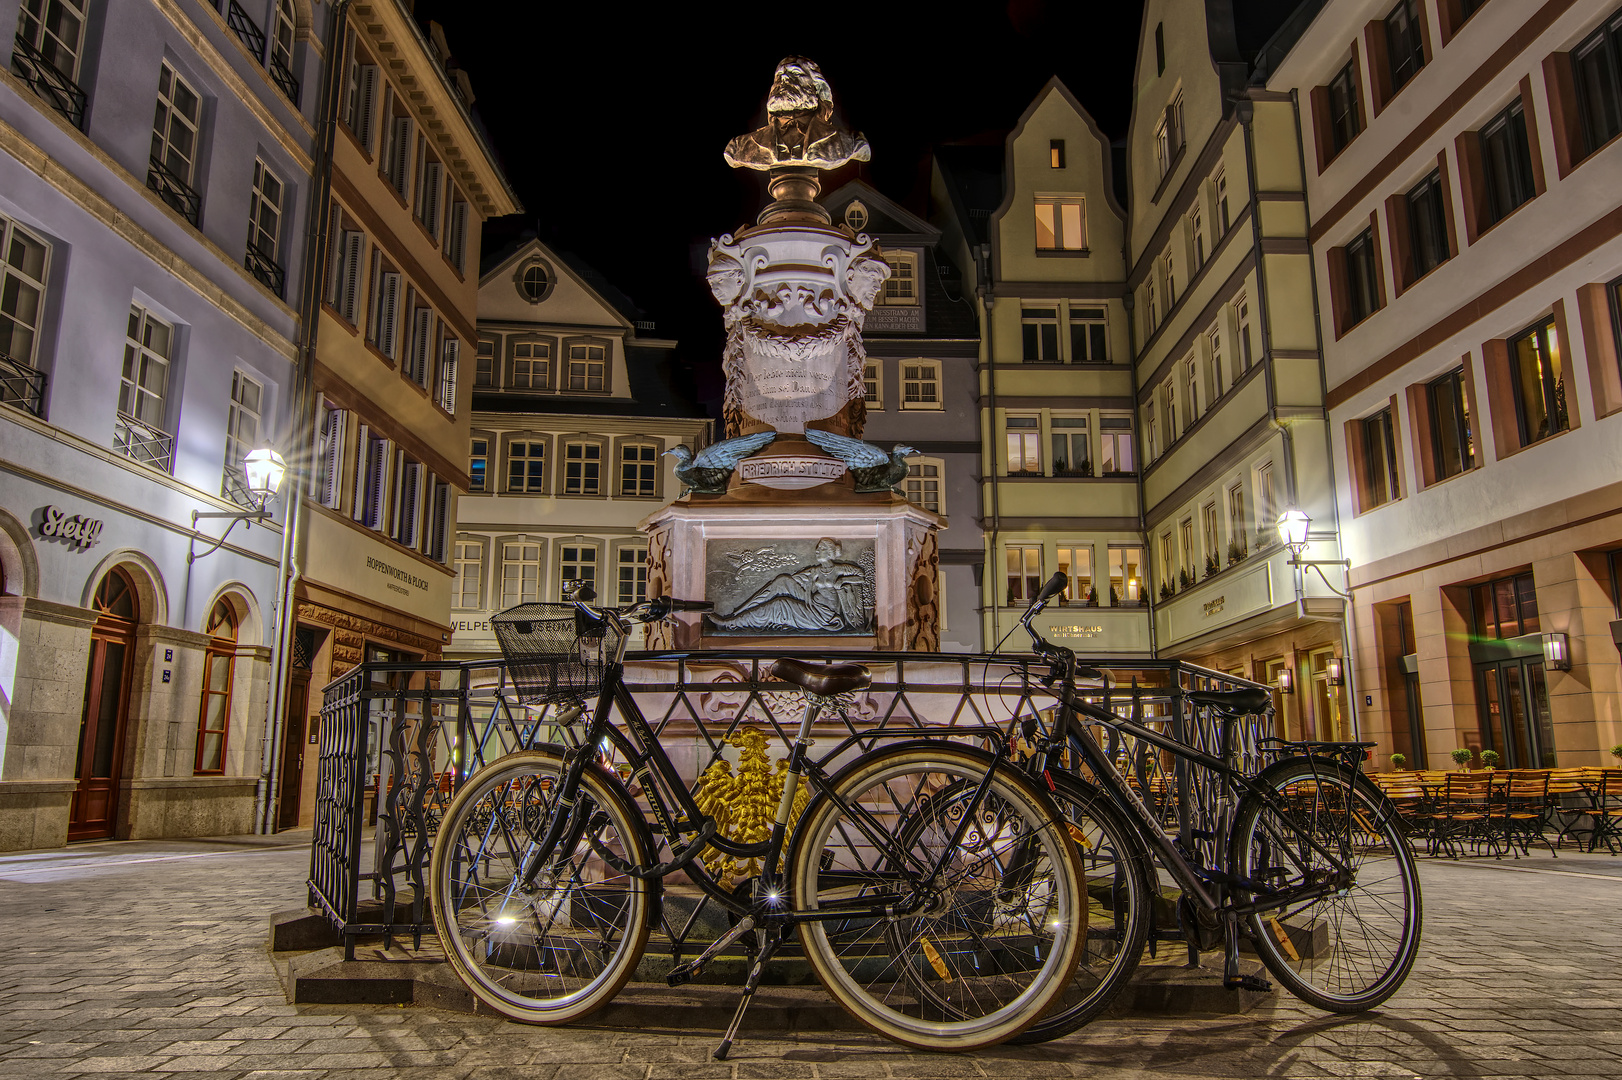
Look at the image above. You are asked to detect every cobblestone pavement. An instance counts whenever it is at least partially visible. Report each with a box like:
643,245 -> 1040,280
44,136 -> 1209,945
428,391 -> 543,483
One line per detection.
2,835 -> 1620,1079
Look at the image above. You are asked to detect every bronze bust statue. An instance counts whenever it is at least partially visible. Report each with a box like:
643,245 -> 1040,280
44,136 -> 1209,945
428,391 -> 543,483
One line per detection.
724,57 -> 871,172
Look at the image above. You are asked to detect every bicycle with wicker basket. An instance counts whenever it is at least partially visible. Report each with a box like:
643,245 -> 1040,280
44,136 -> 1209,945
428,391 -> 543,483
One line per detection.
428,584 -> 1088,1059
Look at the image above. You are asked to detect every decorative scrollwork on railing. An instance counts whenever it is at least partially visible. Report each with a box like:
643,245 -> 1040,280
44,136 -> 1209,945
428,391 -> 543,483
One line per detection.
146,156 -> 201,226
11,33 -> 86,129
244,243 -> 285,297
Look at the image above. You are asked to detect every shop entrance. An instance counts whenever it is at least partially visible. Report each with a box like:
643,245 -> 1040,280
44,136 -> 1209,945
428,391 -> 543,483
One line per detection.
70,568 -> 138,840
1474,652 -> 1556,768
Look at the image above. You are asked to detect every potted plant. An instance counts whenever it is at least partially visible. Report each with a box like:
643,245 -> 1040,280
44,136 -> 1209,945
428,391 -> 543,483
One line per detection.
1389,752 -> 1407,771
1479,750 -> 1500,771
1083,585 -> 1098,607
1109,584 -> 1120,606
1160,581 -> 1175,600
1205,553 -> 1220,579
1450,747 -> 1473,771
1178,567 -> 1192,590
1610,744 -> 1622,765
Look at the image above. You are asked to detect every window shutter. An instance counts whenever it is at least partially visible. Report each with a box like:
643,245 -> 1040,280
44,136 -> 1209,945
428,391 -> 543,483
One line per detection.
390,117 -> 412,193
352,423 -> 372,521
325,212 -> 344,308
340,232 -> 363,323
438,338 -> 459,413
321,408 -> 346,508
447,202 -> 468,272
429,479 -> 450,562
397,461 -> 422,547
378,273 -> 400,358
369,440 -> 392,531
410,307 -> 432,385
357,65 -> 378,152
423,162 -> 443,238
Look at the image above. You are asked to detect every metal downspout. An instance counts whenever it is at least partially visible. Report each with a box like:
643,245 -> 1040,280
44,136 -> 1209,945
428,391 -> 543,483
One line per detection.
1124,278 -> 1154,658
976,243 -> 1002,650
256,0 -> 351,833
1289,87 -> 1360,738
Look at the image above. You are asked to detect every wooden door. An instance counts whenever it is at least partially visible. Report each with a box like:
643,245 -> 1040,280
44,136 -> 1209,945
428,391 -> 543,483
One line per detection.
277,671 -> 309,830
70,569 -> 138,841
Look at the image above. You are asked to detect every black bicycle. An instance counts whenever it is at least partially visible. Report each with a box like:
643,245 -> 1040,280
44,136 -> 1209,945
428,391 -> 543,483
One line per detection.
1001,572 -> 1423,1043
429,587 -> 1089,1058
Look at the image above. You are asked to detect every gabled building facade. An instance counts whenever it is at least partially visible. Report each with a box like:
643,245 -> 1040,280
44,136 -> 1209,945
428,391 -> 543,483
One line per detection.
822,180 -> 984,651
1128,0 -> 1350,739
444,238 -> 710,659
1266,0 -> 1622,768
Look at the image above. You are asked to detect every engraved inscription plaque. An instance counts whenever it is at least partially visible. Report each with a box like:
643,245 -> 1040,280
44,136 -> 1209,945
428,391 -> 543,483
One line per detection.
704,537 -> 875,636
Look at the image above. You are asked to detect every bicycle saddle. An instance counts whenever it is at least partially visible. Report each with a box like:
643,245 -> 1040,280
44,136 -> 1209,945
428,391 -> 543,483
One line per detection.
1186,687 -> 1272,714
769,658 -> 871,697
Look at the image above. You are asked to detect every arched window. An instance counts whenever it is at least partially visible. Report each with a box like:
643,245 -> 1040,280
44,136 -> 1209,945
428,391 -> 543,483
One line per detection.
195,598 -> 238,775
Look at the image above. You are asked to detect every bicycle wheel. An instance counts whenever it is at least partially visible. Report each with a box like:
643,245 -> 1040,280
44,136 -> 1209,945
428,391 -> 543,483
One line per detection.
790,743 -> 1085,1051
1230,756 -> 1422,1012
1007,772 -> 1153,1043
429,749 -> 653,1023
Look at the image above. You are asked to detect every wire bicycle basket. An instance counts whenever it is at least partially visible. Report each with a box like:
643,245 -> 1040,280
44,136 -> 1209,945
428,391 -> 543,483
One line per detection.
491,602 -> 623,705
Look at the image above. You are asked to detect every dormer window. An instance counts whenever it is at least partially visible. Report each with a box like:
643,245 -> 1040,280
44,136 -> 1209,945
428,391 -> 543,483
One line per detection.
844,200 -> 868,230
515,259 -> 554,304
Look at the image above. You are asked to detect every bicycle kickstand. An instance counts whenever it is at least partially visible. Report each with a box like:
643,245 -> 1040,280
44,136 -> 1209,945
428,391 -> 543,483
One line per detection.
714,925 -> 782,1061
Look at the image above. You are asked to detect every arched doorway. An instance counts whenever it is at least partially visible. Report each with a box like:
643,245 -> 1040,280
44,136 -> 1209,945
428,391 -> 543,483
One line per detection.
71,567 -> 139,840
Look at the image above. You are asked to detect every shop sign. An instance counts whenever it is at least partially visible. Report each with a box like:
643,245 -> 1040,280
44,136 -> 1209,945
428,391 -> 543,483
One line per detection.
366,555 -> 429,596
38,505 -> 104,549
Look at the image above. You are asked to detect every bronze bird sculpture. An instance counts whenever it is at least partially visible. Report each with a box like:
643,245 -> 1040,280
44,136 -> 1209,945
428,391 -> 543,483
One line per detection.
664,431 -> 778,494
802,428 -> 918,492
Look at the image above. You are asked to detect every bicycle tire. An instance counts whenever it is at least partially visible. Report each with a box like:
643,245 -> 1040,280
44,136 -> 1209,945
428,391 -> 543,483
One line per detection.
1007,771 -> 1154,1043
429,749 -> 653,1023
789,742 -> 1086,1051
1229,756 -> 1422,1012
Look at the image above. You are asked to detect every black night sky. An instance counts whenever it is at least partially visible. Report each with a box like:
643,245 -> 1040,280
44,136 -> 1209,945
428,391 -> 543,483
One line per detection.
411,0 -> 1303,411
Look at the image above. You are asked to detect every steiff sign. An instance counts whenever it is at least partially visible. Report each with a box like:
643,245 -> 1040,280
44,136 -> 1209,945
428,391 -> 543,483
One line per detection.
38,505 -> 104,549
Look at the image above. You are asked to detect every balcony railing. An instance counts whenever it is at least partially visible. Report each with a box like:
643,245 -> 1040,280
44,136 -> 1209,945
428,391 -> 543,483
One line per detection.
244,242 -> 285,297
11,34 -> 87,130
268,51 -> 300,107
225,1 -> 267,61
0,351 -> 47,417
114,412 -> 174,473
147,156 -> 201,225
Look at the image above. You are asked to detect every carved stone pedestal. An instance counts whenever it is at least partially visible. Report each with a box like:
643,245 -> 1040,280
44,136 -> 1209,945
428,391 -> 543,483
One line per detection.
640,489 -> 940,652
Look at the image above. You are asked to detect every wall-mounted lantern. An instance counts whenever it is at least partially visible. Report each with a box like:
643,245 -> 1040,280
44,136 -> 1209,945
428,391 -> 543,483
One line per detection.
1542,632 -> 1572,672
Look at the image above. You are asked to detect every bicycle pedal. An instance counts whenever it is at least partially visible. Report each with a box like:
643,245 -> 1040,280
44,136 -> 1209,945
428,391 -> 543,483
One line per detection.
666,961 -> 700,987
1224,973 -> 1273,993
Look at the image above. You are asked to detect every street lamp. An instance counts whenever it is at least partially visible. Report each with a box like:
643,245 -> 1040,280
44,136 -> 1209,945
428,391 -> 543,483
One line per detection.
189,446 -> 288,564
1326,655 -> 1345,686
1277,667 -> 1295,694
1278,507 -> 1311,554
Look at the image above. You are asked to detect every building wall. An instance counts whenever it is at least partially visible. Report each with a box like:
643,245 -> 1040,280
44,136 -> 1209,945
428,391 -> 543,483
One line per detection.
1269,0 -> 1622,767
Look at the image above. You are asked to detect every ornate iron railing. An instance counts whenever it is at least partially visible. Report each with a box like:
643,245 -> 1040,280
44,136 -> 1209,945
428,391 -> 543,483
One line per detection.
146,156 -> 201,225
113,412 -> 174,472
309,648 -> 1271,957
268,51 -> 299,107
11,33 -> 86,129
244,242 -> 285,296
225,0 -> 267,61
0,351 -> 47,417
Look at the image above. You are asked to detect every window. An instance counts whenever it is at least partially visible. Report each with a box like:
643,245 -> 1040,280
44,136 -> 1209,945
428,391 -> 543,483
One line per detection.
1510,317 -> 1569,445
1184,356 -> 1200,423
1574,10 -> 1622,156
512,340 -> 550,389
1034,197 -> 1086,251
1158,532 -> 1175,592
382,93 -> 413,197
475,338 -> 495,387
1328,59 -> 1361,155
415,152 -> 444,241
1100,415 -> 1134,475
881,251 -> 917,304
1145,406 -> 1158,462
317,406 -> 346,509
1161,378 -> 1178,440
1428,367 -> 1475,479
901,361 -> 940,408
1385,0 -> 1427,95
1236,295 -> 1254,370
427,477 -> 450,563
1215,169 -> 1231,234
1051,416 -> 1089,476
843,200 -> 867,230
1228,484 -> 1245,546
1006,415 -> 1040,475
1022,307 -> 1060,361
1190,204 -> 1206,271
1155,23 -> 1165,75
221,371 -> 263,507
1006,546 -> 1042,605
194,599 -> 236,775
149,63 -> 201,221
0,214 -> 49,371
863,360 -> 881,407
1163,251 -> 1177,309
326,225 -> 363,323
506,440 -> 545,493
1471,573 -> 1540,640
116,305 -> 174,469
453,538 -> 483,609
1256,462 -> 1276,534
617,547 -> 648,605
270,0 -> 297,100
469,437 -> 488,493
500,539 -> 541,607
1202,502 -> 1219,566
1057,546 -> 1091,604
1069,306 -> 1108,363
1050,139 -> 1066,168
1145,279 -> 1158,332
1155,93 -> 1184,180
342,34 -> 378,151
1481,100 -> 1536,226
563,441 -> 601,495
445,196 -> 470,274
560,543 -> 598,596
16,0 -> 87,84
1109,545 -> 1144,605
353,425 -> 390,529
404,302 -> 433,387
438,336 -> 459,414
244,161 -> 285,293
1179,518 -> 1196,578
1208,327 -> 1225,398
368,255 -> 401,359
518,262 -> 551,303
1406,170 -> 1451,281
904,459 -> 942,512
568,343 -> 606,391
1362,407 -> 1401,509
393,456 -> 424,548
1344,228 -> 1381,327
620,442 -> 658,497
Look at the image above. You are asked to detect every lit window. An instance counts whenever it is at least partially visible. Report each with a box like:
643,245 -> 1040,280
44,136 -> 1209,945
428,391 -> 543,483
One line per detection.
453,538 -> 484,609
1034,197 -> 1086,251
1057,546 -> 1092,604
1100,415 -> 1134,476
1006,415 -> 1041,476
1109,545 -> 1143,605
222,371 -> 263,507
881,251 -> 917,305
1050,139 -> 1066,168
1510,318 -> 1569,445
469,437 -> 488,493
1006,546 -> 1042,605
1255,462 -> 1275,535
501,540 -> 541,607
